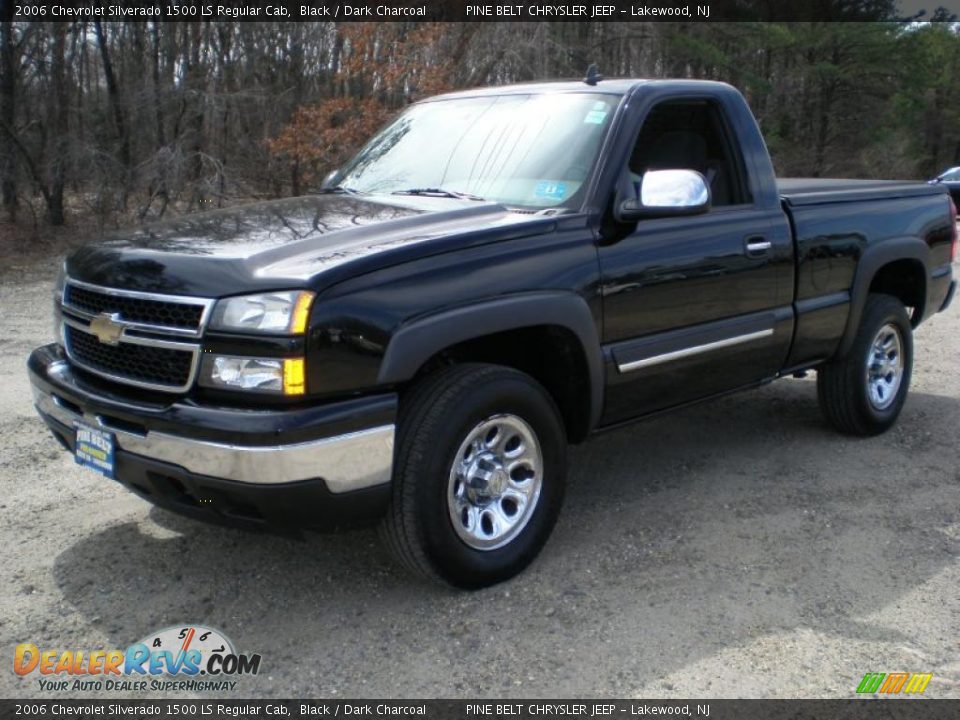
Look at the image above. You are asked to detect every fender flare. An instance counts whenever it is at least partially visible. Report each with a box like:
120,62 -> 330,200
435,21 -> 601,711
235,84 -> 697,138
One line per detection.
377,292 -> 605,432
836,237 -> 929,358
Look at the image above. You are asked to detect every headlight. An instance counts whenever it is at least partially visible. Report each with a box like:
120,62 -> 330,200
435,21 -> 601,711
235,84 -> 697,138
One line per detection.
199,355 -> 306,396
209,291 -> 314,334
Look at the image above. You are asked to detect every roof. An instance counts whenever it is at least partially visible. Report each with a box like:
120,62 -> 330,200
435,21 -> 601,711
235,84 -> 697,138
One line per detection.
422,78 -> 737,102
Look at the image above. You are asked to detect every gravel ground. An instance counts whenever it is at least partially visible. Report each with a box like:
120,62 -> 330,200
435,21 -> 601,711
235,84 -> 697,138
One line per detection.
1,257 -> 958,700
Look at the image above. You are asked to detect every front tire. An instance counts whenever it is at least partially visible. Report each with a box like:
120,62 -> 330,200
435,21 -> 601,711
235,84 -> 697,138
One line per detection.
381,364 -> 567,589
817,293 -> 913,436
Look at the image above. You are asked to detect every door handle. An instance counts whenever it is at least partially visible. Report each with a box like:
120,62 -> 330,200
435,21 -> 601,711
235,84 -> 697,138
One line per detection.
745,237 -> 772,256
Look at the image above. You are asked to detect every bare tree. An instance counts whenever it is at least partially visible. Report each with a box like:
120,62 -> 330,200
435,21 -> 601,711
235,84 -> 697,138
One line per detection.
3,12 -> 958,234
0,7 -> 16,219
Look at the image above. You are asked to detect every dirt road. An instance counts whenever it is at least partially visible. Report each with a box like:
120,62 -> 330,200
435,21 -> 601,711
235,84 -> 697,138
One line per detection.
2,259 -> 958,699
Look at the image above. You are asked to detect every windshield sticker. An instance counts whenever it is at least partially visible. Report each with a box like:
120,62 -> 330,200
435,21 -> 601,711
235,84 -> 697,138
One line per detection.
584,109 -> 608,124
534,182 -> 568,200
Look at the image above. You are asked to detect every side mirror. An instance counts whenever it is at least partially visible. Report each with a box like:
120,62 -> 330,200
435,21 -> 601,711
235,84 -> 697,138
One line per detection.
616,169 -> 711,222
321,169 -> 340,190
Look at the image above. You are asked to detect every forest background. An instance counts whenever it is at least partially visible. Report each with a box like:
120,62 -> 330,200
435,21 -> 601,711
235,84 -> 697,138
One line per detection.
4,6 -> 960,245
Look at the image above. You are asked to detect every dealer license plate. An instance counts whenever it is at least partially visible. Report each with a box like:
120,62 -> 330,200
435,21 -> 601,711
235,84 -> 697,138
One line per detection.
74,422 -> 115,479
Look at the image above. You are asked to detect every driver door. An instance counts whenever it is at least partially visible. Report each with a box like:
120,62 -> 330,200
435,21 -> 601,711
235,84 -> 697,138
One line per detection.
598,97 -> 794,425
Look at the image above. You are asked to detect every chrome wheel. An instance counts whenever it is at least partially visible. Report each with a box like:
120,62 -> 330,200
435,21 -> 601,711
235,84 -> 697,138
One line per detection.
447,414 -> 543,551
865,323 -> 904,410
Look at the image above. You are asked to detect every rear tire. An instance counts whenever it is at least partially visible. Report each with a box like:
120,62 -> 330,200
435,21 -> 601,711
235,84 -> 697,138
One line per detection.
817,293 -> 913,436
381,363 -> 567,589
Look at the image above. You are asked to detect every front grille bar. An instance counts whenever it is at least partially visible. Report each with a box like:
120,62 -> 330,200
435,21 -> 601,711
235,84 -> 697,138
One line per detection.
62,315 -> 202,393
59,275 -> 213,394
62,278 -> 214,338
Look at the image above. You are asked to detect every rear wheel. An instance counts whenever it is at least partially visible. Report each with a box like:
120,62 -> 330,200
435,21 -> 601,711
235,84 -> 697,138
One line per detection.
817,293 -> 913,436
381,364 -> 567,589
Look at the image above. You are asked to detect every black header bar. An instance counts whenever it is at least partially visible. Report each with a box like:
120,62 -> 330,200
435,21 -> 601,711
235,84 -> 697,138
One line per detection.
10,0 -> 960,23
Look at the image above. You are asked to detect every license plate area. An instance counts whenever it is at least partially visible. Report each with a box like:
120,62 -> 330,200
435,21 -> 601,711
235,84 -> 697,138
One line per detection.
74,422 -> 115,479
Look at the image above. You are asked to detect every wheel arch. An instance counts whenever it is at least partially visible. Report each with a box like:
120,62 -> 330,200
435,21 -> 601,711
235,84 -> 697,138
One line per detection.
836,238 -> 929,358
377,293 -> 604,441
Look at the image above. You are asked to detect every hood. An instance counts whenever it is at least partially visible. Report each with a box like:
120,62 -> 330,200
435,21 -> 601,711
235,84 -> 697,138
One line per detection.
66,194 -> 553,297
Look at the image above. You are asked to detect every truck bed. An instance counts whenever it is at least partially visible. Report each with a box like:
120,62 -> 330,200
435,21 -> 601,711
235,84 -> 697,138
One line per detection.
778,178 -> 943,206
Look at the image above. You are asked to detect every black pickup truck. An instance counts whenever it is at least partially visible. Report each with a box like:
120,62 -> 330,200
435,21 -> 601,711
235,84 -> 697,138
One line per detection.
28,79 -> 956,588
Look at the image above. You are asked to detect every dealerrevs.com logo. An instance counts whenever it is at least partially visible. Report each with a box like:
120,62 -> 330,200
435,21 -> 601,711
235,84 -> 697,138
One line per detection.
14,624 -> 262,692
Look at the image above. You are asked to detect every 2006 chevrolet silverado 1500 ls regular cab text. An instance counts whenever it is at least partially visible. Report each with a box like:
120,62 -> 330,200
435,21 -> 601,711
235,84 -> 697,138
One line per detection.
28,79 -> 957,588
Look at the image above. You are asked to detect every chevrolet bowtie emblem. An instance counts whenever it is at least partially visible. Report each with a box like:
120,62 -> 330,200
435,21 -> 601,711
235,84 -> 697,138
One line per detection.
88,312 -> 124,346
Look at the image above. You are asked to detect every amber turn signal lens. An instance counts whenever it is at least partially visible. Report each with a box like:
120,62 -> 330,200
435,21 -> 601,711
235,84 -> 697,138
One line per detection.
283,357 -> 306,396
290,292 -> 315,335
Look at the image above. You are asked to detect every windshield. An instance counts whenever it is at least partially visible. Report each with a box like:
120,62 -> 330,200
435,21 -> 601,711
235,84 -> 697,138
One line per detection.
335,93 -> 620,209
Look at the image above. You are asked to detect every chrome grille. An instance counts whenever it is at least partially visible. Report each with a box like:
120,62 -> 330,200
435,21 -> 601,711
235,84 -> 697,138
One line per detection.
65,325 -> 195,390
65,284 -> 204,331
60,279 -> 212,393
62,279 -> 212,338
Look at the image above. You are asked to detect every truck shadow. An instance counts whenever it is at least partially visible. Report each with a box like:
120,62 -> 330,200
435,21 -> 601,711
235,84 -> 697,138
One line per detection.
51,380 -> 960,696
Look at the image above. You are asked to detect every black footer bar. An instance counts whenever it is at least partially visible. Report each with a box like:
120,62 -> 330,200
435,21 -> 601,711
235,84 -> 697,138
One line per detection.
2,699 -> 959,720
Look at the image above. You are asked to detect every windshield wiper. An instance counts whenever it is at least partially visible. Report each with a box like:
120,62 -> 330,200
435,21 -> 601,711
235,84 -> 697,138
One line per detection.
390,187 -> 487,201
319,185 -> 364,196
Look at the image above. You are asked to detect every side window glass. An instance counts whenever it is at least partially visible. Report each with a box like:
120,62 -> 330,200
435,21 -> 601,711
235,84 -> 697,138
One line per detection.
628,101 -> 748,208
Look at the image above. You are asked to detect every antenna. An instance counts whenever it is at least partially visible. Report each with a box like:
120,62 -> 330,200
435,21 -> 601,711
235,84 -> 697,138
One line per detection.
583,64 -> 604,86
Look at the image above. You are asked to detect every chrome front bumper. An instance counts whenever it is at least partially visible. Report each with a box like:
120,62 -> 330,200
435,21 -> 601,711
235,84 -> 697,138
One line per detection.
31,358 -> 394,493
